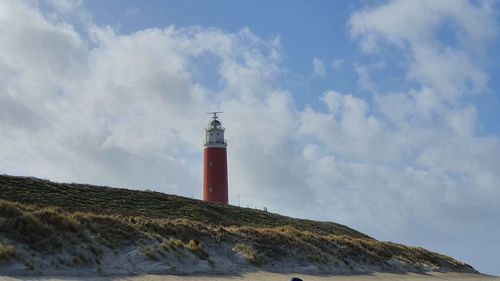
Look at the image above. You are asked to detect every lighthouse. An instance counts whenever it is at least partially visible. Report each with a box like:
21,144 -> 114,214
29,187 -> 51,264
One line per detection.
203,112 -> 228,204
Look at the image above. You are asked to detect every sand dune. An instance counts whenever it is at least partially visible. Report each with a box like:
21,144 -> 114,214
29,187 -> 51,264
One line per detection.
0,272 -> 498,281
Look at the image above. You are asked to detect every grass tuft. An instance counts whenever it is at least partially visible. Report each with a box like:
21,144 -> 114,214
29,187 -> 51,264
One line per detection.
139,245 -> 158,260
167,238 -> 184,250
233,243 -> 262,266
33,208 -> 79,232
0,243 -> 19,263
187,239 -> 209,260
0,200 -> 24,218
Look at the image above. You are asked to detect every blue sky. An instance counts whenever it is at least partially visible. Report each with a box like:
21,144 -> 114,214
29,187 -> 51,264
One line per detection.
81,0 -> 360,107
80,0 -> 500,135
1,0 -> 500,275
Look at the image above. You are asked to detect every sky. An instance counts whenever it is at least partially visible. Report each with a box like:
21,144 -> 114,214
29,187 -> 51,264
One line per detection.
1,0 -> 500,275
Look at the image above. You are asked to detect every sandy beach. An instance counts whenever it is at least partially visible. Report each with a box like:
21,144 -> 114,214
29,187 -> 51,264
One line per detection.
0,272 -> 498,281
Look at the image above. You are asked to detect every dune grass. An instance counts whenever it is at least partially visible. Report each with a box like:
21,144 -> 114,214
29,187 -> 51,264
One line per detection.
187,239 -> 209,260
233,243 -> 262,265
0,243 -> 19,263
0,175 -> 475,273
0,175 -> 364,238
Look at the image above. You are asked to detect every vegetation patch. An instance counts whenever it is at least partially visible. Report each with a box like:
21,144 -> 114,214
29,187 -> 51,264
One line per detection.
0,200 -> 25,218
0,175 -> 367,238
233,243 -> 262,265
0,175 -> 476,273
187,239 -> 208,260
78,214 -> 143,248
167,238 -> 184,250
139,245 -> 158,260
33,208 -> 79,232
0,243 -> 19,263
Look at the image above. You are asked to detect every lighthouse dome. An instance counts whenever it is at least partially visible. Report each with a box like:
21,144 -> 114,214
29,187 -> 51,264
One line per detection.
205,114 -> 226,146
209,119 -> 222,129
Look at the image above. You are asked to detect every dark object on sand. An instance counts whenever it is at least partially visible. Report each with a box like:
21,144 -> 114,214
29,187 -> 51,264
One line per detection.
291,278 -> 303,281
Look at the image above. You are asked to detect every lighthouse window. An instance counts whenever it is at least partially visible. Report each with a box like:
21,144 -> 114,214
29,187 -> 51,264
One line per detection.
209,161 -> 214,167
209,187 -> 213,192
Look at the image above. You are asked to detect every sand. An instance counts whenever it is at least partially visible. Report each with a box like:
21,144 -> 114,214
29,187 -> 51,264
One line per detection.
0,272 -> 498,281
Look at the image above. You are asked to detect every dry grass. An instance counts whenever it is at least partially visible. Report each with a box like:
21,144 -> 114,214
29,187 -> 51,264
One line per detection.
0,175 -> 366,238
78,214 -> 143,248
139,245 -> 158,260
0,175 -> 475,273
0,200 -> 24,217
187,239 -> 208,260
233,243 -> 262,265
33,207 -> 79,232
0,243 -> 19,262
167,238 -> 185,250
0,197 -> 470,271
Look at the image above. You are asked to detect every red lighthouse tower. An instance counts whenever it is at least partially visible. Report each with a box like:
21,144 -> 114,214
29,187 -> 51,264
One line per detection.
203,112 -> 228,204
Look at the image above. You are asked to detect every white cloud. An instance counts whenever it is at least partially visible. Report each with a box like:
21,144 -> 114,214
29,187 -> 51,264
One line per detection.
349,0 -> 495,101
331,59 -> 344,70
330,0 -> 500,273
300,91 -> 393,162
46,0 -> 83,13
354,64 -> 376,93
346,0 -> 500,207
349,1 -> 496,51
312,57 -> 325,77
0,0 -> 308,213
409,45 -> 487,99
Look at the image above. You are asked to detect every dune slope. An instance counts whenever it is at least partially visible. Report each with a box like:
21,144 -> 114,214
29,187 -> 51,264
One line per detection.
0,175 -> 476,275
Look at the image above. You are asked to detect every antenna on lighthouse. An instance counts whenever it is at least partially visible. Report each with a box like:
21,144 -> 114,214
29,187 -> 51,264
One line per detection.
207,111 -> 223,119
